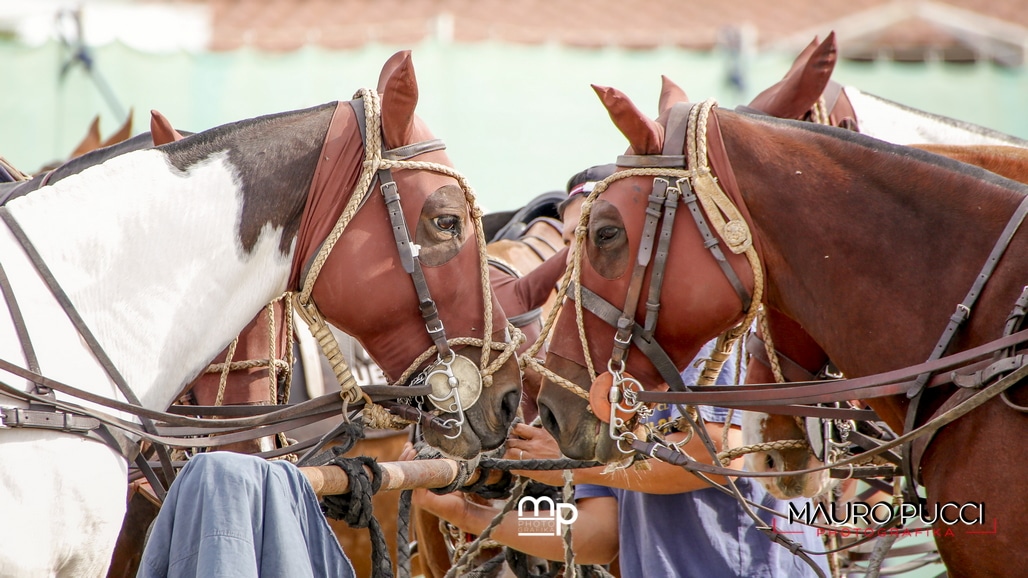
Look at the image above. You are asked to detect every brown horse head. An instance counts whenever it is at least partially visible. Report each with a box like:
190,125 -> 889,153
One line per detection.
307,51 -> 522,458
537,86 -> 753,462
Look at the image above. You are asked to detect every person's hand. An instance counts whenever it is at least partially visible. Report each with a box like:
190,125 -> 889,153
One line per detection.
503,423 -> 567,486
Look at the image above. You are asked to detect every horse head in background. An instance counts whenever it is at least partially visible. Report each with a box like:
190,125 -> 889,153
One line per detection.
747,31 -> 1028,147
0,50 -> 521,577
536,77 -> 1028,576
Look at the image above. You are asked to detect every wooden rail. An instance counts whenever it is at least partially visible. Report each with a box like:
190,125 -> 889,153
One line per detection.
299,459 -> 502,496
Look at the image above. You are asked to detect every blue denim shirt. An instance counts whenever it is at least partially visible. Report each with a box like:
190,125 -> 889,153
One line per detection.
139,452 -> 355,578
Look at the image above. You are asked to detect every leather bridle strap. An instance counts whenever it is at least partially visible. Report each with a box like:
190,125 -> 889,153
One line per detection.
378,168 -> 451,358
0,259 -> 42,392
567,281 -> 686,391
0,207 -> 178,489
346,98 -> 454,359
609,177 -> 670,367
632,325 -> 1028,407
642,182 -> 680,341
901,192 -> 1028,497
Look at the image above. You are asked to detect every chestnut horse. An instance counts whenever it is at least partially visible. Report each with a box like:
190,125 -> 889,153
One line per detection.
536,85 -> 1028,577
0,50 -> 522,577
733,32 -> 1028,502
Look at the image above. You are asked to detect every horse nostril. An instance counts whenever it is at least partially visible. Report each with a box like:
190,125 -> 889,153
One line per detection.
765,453 -> 776,471
538,403 -> 561,439
500,390 -> 519,425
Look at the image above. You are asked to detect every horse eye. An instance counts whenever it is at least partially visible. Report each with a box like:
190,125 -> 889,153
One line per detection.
595,226 -> 619,245
434,215 -> 460,234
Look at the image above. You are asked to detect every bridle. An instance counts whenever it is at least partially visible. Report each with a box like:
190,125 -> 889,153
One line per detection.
524,99 -> 765,447
292,89 -> 522,442
539,98 -> 1028,498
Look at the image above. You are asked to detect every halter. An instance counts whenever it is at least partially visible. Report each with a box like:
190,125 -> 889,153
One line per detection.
527,99 -> 765,444
293,88 -> 522,440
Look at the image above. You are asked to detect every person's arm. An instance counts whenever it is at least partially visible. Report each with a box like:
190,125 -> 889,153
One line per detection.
504,422 -> 744,494
411,488 -> 619,565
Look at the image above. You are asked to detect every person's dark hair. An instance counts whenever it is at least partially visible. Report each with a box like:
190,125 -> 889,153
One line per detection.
558,163 -> 618,218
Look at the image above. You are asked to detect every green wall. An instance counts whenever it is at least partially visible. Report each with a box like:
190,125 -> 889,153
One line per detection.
3,39 -> 1028,211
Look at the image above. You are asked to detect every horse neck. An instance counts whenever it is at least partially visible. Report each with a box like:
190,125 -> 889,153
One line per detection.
843,86 -> 1028,147
2,149 -> 296,413
724,113 -> 1028,380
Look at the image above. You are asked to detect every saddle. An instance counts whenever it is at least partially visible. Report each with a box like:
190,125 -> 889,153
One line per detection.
484,190 -> 567,242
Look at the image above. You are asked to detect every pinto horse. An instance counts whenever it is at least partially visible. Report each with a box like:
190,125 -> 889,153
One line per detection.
0,50 -> 522,577
535,84 -> 1028,577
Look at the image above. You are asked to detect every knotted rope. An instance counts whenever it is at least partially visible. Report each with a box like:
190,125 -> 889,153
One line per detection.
321,451 -> 393,578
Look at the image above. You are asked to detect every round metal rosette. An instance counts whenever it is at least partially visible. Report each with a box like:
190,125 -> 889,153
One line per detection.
427,354 -> 483,412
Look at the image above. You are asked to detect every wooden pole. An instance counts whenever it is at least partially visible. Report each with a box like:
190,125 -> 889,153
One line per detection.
300,458 -> 501,496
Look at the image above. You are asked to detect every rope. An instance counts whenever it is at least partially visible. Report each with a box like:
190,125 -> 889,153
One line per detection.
396,489 -> 415,578
443,477 -> 531,578
560,469 -> 576,578
757,307 -> 787,383
205,292 -> 295,409
716,438 -> 810,466
809,96 -> 831,126
213,336 -> 238,407
321,451 -> 393,578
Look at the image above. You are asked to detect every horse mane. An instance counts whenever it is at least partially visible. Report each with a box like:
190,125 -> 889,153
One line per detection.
161,103 -> 336,174
737,109 -> 1028,198
161,102 -> 339,254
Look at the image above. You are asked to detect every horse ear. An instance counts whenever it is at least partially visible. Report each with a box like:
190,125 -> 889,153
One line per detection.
150,110 -> 185,145
377,50 -> 412,94
593,84 -> 663,155
101,108 -> 133,148
380,50 -> 418,148
747,32 -> 836,120
70,115 -> 102,158
658,75 -> 688,116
